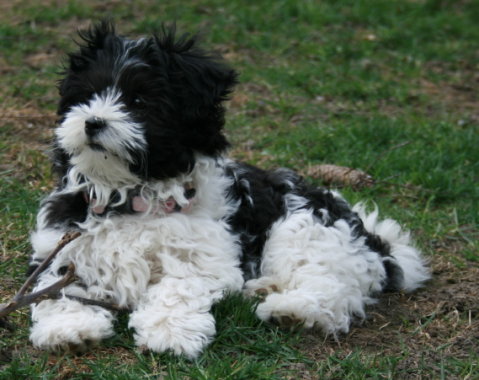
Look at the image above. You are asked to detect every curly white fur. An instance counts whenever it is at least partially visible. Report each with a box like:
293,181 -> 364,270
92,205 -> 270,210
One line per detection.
30,158 -> 244,357
352,203 -> 430,292
245,201 -> 429,334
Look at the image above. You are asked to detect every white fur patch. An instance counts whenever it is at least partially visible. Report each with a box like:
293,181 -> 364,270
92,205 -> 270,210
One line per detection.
55,88 -> 145,189
353,203 -> 430,292
30,298 -> 115,351
29,228 -> 64,262
56,89 -> 145,161
30,157 -> 244,356
30,211 -> 243,354
245,209 -> 387,334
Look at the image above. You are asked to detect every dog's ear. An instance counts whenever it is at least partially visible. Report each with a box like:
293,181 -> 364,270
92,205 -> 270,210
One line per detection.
58,21 -> 118,114
154,26 -> 238,107
153,26 -> 238,155
69,20 -> 117,71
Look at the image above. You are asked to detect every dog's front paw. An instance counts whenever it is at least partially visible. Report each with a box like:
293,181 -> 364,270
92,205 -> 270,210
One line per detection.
243,276 -> 284,298
129,309 -> 216,359
30,299 -> 114,352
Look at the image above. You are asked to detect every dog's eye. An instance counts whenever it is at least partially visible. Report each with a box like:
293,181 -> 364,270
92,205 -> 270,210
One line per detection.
133,97 -> 144,106
127,95 -> 147,110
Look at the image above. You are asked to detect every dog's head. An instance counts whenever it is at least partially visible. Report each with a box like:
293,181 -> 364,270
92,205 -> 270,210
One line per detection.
54,21 -> 237,187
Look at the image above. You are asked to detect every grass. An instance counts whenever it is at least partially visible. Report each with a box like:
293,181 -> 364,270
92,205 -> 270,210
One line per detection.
1,0 -> 478,378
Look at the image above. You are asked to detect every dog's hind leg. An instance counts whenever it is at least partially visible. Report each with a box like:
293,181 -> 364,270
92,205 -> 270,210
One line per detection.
244,209 -> 388,334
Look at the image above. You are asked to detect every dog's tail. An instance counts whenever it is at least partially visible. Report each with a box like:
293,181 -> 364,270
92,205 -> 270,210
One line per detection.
353,203 -> 430,292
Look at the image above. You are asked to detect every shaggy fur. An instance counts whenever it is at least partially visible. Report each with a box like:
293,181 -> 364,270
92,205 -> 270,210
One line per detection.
29,22 -> 430,358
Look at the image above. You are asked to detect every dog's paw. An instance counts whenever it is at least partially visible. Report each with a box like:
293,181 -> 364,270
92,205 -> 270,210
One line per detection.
255,291 -> 328,330
270,314 -> 305,329
258,302 -> 306,330
30,300 -> 114,352
255,289 -> 361,335
39,338 -> 99,354
129,309 -> 215,359
243,277 -> 282,298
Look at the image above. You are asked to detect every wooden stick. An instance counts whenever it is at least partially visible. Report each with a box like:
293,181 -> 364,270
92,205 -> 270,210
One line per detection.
63,295 -> 131,312
1,231 -> 131,323
0,231 -> 81,319
0,264 -> 76,318
17,231 -> 81,298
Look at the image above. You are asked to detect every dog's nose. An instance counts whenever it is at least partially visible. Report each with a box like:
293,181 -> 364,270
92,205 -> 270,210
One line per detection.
85,117 -> 106,137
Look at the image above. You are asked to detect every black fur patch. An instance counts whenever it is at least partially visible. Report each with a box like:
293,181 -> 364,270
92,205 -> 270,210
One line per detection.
42,192 -> 88,229
226,162 -> 404,289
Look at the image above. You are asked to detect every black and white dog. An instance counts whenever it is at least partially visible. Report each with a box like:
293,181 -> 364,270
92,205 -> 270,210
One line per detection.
29,22 -> 429,358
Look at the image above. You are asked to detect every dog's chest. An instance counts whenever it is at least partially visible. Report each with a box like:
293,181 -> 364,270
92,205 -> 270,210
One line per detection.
53,213 -> 233,306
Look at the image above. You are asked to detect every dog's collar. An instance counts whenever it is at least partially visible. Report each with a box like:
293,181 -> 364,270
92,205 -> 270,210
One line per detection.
83,185 -> 196,216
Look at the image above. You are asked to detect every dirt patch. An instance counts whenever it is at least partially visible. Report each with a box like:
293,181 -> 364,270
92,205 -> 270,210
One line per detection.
0,105 -> 55,190
42,346 -> 137,380
0,0 -> 27,17
24,51 -> 60,69
297,254 -> 479,377
416,62 -> 479,123
1,106 -> 56,144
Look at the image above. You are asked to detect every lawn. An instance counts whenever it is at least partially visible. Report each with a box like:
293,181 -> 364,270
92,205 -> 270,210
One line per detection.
1,0 -> 478,378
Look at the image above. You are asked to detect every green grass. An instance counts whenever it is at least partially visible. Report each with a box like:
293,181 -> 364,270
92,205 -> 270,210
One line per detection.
1,0 -> 478,379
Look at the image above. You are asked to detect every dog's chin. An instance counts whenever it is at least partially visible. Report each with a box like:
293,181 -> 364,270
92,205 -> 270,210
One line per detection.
87,142 -> 107,153
69,147 -> 141,189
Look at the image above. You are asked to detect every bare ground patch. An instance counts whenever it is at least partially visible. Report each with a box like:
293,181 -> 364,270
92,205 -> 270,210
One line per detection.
416,60 -> 479,124
295,254 -> 479,378
0,106 -> 55,189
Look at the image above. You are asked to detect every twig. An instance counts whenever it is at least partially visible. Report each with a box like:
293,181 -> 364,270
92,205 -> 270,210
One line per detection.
62,295 -> 131,313
1,231 -> 131,324
0,264 -> 76,318
0,231 -> 81,319
17,231 -> 81,298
